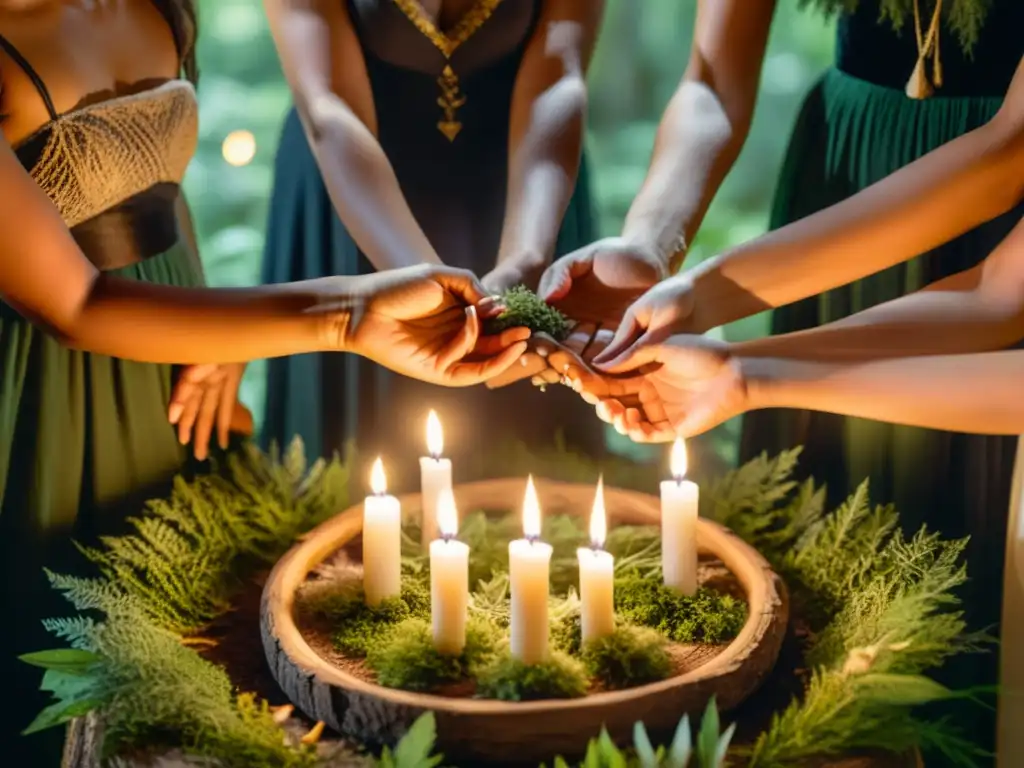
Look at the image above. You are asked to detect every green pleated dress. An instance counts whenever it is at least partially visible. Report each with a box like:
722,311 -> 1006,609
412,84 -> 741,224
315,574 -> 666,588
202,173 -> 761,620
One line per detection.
740,2 -> 1023,760
0,59 -> 203,764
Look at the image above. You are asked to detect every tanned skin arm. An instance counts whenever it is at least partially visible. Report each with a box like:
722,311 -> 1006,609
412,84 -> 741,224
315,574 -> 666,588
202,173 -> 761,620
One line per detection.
734,215 -> 1024,361
0,137 -> 349,363
745,350 -> 1024,436
619,0 -> 776,271
264,0 -> 443,270
490,0 -> 604,285
686,57 -> 1024,331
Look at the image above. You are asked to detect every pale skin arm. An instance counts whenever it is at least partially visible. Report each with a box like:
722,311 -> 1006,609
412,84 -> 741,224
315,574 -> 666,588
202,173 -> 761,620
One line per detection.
745,351 -> 1024,436
732,214 -> 1024,361
685,57 -> 1024,331
488,0 -> 604,287
619,0 -> 776,270
264,0 -> 442,270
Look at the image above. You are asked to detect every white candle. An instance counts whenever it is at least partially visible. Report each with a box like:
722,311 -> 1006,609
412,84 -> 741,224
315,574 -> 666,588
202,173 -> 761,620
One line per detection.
661,438 -> 699,595
419,410 -> 452,549
430,488 -> 469,655
577,476 -> 614,644
363,457 -> 402,606
509,475 -> 552,664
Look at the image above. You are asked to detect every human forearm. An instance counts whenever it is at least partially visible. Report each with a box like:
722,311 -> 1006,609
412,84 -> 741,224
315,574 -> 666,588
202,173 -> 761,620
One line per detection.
744,351 -> 1024,435
620,0 -> 775,272
496,73 -> 586,277
688,60 -> 1024,330
58,274 -> 352,364
621,79 -> 747,272
496,4 -> 602,282
266,0 -> 441,272
734,282 -> 1024,362
299,95 -> 442,271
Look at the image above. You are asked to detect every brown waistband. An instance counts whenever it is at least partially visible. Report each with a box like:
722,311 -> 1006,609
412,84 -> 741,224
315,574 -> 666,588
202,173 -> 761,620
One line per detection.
70,182 -> 181,271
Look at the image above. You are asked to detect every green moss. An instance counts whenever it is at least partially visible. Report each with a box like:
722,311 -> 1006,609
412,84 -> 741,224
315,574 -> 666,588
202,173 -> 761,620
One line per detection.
484,286 -> 571,341
614,577 -> 748,644
550,609 -> 582,656
581,626 -> 673,689
476,650 -> 588,701
326,580 -> 431,657
366,618 -> 499,692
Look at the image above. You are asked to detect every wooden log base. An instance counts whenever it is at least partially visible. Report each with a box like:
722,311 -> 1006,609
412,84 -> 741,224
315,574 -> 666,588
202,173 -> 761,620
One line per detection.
261,478 -> 789,765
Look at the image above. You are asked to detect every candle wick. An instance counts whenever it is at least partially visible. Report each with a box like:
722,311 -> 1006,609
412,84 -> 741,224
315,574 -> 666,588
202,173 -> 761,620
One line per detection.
527,534 -> 539,545
674,476 -> 683,487
431,453 -> 441,462
442,533 -> 454,544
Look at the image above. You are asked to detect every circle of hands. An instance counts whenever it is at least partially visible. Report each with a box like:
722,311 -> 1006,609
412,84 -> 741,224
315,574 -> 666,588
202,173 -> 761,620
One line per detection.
168,242 -> 743,457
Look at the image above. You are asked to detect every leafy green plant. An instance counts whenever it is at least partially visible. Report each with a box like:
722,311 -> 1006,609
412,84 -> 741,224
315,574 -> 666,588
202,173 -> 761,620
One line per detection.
484,285 -> 571,340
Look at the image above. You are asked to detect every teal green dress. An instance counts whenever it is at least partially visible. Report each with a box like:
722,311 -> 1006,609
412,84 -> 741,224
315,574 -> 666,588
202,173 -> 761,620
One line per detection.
740,2 -> 1023,759
0,35 -> 203,767
260,0 -> 601,485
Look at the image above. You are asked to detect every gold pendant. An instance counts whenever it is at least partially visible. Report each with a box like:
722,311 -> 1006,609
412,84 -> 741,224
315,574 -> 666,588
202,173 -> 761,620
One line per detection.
436,65 -> 466,142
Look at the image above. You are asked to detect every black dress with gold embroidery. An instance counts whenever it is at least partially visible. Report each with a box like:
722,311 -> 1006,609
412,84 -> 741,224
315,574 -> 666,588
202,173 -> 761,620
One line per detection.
260,0 -> 600,481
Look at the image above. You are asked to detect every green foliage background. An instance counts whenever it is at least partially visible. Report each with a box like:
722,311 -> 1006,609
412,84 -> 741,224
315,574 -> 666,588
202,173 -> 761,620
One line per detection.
184,0 -> 837,465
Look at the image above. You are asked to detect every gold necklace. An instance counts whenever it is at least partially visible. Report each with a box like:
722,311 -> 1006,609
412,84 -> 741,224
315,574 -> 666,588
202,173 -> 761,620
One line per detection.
391,0 -> 504,141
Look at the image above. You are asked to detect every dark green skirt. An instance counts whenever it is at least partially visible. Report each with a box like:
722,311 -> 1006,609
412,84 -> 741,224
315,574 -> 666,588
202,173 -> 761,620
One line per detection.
0,245 -> 203,765
741,68 -> 1022,757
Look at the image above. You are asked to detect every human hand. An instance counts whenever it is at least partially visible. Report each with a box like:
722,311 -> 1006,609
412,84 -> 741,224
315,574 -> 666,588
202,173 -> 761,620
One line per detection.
581,335 -> 749,442
538,237 -> 669,329
345,265 -> 530,386
590,273 -> 700,370
169,363 -> 252,461
481,253 -> 547,295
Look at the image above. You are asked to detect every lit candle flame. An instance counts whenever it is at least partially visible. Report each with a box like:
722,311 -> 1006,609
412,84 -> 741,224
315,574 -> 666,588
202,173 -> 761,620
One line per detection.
670,438 -> 688,480
426,410 -> 444,458
522,475 -> 542,539
370,457 -> 387,495
436,487 -> 459,539
590,476 -> 606,548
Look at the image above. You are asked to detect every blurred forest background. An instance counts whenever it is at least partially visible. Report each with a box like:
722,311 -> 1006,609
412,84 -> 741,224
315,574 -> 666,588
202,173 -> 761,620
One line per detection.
186,0 -> 836,468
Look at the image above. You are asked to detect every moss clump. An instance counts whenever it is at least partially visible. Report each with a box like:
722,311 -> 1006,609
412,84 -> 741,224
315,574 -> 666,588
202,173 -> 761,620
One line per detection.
581,626 -> 673,689
366,618 -> 499,692
476,650 -> 588,701
484,286 -> 571,341
614,577 -> 747,644
550,609 -> 582,655
326,581 -> 431,656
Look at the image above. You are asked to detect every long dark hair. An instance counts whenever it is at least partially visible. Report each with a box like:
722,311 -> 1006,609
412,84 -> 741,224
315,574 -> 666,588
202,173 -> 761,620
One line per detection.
154,0 -> 199,85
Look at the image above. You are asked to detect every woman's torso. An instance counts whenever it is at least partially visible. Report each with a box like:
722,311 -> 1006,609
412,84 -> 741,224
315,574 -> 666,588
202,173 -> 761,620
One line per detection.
836,0 -> 1022,98
345,0 -> 541,271
0,0 -> 198,270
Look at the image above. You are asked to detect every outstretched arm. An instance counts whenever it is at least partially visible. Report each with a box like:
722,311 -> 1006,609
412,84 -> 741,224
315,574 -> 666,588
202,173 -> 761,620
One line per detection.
745,351 -> 1024,436
486,0 -> 603,291
0,139 -> 529,379
732,213 -> 1024,361
264,0 -> 442,270
619,0 -> 776,272
685,57 -> 1024,331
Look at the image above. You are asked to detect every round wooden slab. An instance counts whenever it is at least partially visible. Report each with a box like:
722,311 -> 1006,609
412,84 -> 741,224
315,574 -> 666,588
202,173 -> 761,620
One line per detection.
261,478 -> 788,765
